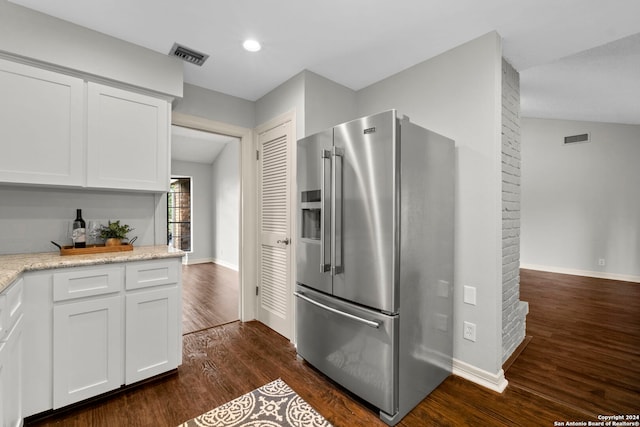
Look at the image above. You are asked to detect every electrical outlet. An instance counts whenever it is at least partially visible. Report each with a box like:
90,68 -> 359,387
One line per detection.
463,321 -> 476,342
598,258 -> 606,266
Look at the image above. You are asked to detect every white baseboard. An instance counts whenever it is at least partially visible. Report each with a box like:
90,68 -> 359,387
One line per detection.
520,263 -> 640,283
452,359 -> 508,393
184,257 -> 214,265
181,257 -> 239,272
212,258 -> 239,271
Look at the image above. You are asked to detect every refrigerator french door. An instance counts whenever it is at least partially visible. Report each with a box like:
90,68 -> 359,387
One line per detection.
297,111 -> 398,313
295,110 -> 454,426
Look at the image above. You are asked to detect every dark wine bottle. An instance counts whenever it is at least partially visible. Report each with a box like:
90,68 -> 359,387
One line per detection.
73,209 -> 86,248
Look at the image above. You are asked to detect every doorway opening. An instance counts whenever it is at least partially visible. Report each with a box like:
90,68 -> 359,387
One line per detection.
171,111 -> 256,329
170,124 -> 241,334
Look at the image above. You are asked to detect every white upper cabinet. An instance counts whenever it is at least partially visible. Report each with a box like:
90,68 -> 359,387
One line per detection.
87,83 -> 169,192
0,59 -> 170,192
0,58 -> 84,186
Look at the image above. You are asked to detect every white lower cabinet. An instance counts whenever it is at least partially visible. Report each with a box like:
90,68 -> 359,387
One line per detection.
53,295 -> 122,409
20,258 -> 182,418
125,259 -> 182,384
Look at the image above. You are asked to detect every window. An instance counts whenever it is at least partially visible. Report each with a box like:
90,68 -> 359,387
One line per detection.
167,177 -> 192,251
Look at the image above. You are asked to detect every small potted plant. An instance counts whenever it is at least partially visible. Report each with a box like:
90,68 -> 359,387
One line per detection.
99,220 -> 134,246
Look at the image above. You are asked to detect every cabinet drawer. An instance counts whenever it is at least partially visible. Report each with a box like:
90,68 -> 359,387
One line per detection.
126,260 -> 179,290
0,277 -> 24,341
53,266 -> 124,301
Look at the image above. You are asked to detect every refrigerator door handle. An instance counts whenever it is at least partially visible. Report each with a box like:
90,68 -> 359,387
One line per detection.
294,292 -> 380,328
331,147 -> 344,275
320,149 -> 332,273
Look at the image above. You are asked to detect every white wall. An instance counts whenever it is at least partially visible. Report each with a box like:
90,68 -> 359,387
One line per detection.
171,143 -> 240,269
255,70 -> 357,137
211,142 -> 241,270
357,32 -> 504,379
304,71 -> 357,135
256,71 -> 305,136
521,118 -> 640,281
171,160 -> 214,263
0,185 -> 157,254
0,0 -> 182,97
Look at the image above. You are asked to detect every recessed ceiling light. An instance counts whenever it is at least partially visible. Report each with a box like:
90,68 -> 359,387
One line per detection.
243,39 -> 261,52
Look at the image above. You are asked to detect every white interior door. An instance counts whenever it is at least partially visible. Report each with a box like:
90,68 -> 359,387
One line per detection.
257,117 -> 294,339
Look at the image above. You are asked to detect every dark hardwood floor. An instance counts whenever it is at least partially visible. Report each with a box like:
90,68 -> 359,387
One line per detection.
181,263 -> 239,334
505,269 -> 640,417
26,269 -> 638,426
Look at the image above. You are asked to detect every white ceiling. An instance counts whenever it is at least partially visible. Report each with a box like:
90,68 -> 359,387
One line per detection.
171,126 -> 236,164
10,0 -> 640,125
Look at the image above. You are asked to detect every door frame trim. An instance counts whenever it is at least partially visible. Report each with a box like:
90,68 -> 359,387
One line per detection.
169,112 -> 257,321
255,109 -> 296,340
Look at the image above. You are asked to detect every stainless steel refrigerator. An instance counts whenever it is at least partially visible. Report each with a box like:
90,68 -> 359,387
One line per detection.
295,110 -> 454,425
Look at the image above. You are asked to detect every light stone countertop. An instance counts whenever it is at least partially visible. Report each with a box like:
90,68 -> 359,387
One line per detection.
0,245 -> 184,293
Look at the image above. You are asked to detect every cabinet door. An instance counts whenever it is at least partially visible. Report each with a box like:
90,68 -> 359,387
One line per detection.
0,277 -> 24,341
53,296 -> 122,409
0,58 -> 84,186
3,316 -> 23,427
125,287 -> 178,384
86,82 -> 169,192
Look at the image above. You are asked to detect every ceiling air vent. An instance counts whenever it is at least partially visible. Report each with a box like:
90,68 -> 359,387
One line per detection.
169,43 -> 209,66
564,133 -> 590,145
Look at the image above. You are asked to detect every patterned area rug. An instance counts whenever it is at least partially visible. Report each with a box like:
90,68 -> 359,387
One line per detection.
178,379 -> 333,427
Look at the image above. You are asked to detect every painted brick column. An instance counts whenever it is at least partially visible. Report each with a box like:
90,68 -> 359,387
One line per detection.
501,58 -> 528,362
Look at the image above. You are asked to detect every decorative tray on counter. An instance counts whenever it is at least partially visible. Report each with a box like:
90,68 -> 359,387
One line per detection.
60,243 -> 134,256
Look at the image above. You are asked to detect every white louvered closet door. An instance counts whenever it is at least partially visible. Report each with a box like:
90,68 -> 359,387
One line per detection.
258,120 -> 293,339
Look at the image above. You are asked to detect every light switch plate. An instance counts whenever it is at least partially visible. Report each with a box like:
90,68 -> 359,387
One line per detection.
463,285 -> 476,305
435,313 -> 448,332
437,280 -> 449,298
